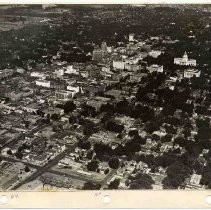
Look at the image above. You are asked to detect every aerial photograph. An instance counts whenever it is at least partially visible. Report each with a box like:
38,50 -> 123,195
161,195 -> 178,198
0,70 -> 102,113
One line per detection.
0,4 -> 211,191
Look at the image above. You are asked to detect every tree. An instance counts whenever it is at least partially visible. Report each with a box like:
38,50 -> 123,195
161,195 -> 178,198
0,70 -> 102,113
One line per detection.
133,104 -> 155,122
162,161 -> 191,189
162,105 -> 176,116
36,110 -> 44,117
51,113 -> 60,121
24,166 -> 31,173
100,103 -> 114,114
114,144 -> 126,156
161,134 -> 173,143
63,101 -> 76,114
40,118 -> 50,124
144,121 -> 160,134
7,149 -> 13,155
108,178 -> 120,189
156,151 -> 179,168
78,139 -> 91,150
174,136 -> 187,147
15,152 -> 23,159
151,134 -> 160,142
94,143 -> 113,161
135,154 -> 156,168
81,104 -> 96,117
87,160 -> 99,171
115,99 -> 131,115
83,125 -> 93,136
104,119 -> 124,133
125,139 -> 141,155
69,114 -> 77,124
82,181 -> 101,190
86,150 -> 94,160
129,173 -> 155,189
128,129 -> 139,137
22,143 -> 30,150
136,86 -> 147,101
195,118 -> 211,148
108,157 -> 120,169
104,168 -> 109,175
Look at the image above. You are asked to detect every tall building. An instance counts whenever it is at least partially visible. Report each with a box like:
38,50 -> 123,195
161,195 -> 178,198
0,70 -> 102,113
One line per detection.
129,33 -> 135,42
92,48 -> 103,62
101,41 -> 107,53
174,52 -> 196,66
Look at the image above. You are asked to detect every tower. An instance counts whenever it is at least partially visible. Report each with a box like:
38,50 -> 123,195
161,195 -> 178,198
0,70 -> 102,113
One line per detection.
101,41 -> 107,53
129,33 -> 135,42
183,51 -> 188,62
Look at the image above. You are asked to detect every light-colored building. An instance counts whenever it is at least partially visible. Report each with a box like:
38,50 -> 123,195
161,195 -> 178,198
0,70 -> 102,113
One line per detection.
35,80 -> 51,88
174,52 -> 196,66
55,90 -> 75,100
58,157 -> 82,169
129,33 -> 135,42
150,36 -> 160,41
184,69 -> 201,78
102,66 -> 111,73
23,103 -> 41,113
54,69 -> 64,77
80,71 -> 89,78
31,72 -> 46,79
67,85 -> 80,93
149,50 -> 163,58
107,46 -> 114,53
185,174 -> 203,189
125,64 -> 140,72
113,60 -> 125,70
189,174 -> 202,185
101,67 -> 113,78
16,68 -> 25,74
0,69 -> 14,80
147,64 -> 164,73
67,85 -> 82,97
125,56 -> 139,65
65,65 -> 78,75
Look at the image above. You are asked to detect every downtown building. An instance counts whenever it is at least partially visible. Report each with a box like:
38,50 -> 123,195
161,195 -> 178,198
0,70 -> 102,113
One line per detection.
184,69 -> 201,78
0,69 -> 14,80
92,48 -> 103,62
174,52 -> 196,66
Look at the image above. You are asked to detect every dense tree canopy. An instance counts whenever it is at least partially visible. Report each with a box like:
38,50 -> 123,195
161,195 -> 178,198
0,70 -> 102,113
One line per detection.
129,173 -> 155,189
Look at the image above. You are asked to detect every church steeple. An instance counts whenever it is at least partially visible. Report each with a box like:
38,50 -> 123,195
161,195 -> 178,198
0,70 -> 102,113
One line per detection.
183,51 -> 188,60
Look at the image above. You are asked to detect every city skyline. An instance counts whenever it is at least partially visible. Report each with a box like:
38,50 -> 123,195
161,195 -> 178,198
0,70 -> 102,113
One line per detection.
0,4 -> 211,191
